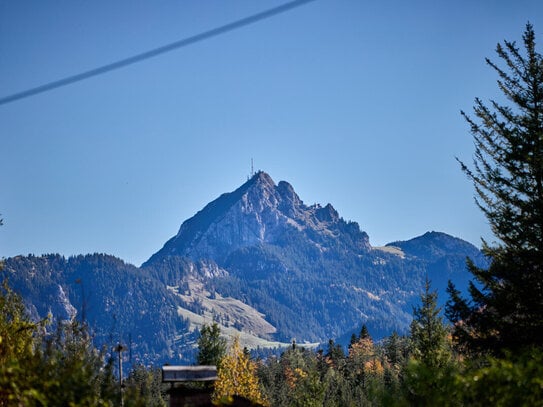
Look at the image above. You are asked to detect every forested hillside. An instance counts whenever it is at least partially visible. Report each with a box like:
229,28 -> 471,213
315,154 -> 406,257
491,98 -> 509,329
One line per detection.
3,254 -> 191,365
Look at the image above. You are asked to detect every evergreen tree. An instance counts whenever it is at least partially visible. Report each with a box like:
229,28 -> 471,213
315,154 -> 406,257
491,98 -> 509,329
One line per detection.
411,278 -> 451,369
403,279 -> 456,406
384,331 -> 409,371
196,322 -> 227,366
0,279 -> 37,367
324,339 -> 345,369
124,365 -> 167,407
447,23 -> 543,355
0,279 -> 42,405
37,319 -> 116,406
359,324 -> 370,340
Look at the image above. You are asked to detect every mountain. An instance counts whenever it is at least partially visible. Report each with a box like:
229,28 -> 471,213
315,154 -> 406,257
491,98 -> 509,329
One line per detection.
145,171 -> 370,265
2,171 -> 487,364
386,231 -> 487,295
144,171 -> 486,342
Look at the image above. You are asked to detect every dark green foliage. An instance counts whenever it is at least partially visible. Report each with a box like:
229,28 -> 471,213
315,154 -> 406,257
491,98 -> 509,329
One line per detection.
400,359 -> 460,407
258,326 -> 409,406
359,324 -> 370,340
325,339 -> 345,369
124,365 -> 168,407
197,322 -> 227,366
266,346 -> 326,407
383,332 -> 409,371
448,23 -> 543,356
36,320 -> 117,406
0,279 -> 38,366
0,278 -> 170,406
410,278 -> 451,369
455,347 -> 543,406
0,279 -> 43,406
402,279 -> 456,405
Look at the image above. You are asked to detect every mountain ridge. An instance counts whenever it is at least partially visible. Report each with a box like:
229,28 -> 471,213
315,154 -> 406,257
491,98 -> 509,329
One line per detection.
3,171 -> 487,364
145,171 -> 371,267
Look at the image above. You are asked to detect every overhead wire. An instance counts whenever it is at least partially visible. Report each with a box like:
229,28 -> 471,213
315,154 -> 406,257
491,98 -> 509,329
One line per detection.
0,0 -> 317,107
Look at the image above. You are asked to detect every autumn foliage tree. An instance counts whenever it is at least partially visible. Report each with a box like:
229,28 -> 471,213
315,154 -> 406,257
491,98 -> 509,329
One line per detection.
213,336 -> 268,406
0,278 -> 118,406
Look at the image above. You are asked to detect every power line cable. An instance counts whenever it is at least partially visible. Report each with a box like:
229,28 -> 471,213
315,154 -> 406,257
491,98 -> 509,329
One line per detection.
0,0 -> 316,107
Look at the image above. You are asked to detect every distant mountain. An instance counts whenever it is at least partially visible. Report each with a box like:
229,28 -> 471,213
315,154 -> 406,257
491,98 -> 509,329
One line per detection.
386,231 -> 488,295
145,171 -> 370,265
387,231 -> 483,262
3,171 -> 488,363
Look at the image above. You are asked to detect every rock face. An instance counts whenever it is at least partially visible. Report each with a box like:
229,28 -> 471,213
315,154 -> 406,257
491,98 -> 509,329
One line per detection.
147,171 -> 370,266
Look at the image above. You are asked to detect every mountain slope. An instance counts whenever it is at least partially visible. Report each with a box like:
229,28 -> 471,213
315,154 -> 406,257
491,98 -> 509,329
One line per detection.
386,231 -> 488,295
145,172 -> 483,342
5,171 -> 486,362
2,254 -> 188,363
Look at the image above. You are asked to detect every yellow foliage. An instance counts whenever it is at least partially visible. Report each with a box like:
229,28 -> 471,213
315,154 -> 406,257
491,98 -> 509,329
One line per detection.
364,358 -> 384,376
213,337 -> 268,406
349,337 -> 374,359
284,366 -> 308,389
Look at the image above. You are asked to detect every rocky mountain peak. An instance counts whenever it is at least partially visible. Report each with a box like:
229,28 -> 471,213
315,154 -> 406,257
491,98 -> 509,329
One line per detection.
146,171 -> 370,265
251,170 -> 275,187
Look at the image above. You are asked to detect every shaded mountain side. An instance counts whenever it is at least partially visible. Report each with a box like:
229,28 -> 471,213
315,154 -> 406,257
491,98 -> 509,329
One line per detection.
387,231 -> 484,262
386,231 -> 488,295
3,253 -> 292,364
2,254 -> 190,365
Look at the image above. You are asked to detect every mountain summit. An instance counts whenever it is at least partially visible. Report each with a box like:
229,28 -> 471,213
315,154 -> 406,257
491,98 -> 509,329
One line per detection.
147,171 -> 370,265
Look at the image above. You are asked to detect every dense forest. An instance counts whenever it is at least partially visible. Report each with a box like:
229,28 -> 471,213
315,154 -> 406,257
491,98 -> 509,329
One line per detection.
2,23 -> 543,406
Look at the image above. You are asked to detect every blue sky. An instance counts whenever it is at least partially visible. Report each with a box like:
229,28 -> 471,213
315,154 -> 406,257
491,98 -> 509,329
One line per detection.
1,1 -> 542,266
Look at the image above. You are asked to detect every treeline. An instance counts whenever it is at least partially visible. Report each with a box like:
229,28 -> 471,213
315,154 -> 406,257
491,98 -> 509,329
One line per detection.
0,278 -> 168,406
196,281 -> 543,406
2,276 -> 542,406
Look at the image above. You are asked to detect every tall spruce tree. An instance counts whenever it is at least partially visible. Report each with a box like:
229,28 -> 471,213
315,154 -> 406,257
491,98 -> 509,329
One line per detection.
196,322 -> 227,366
411,278 -> 451,369
447,23 -> 543,355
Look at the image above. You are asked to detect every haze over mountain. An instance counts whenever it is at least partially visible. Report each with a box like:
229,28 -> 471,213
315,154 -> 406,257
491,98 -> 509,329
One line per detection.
2,171 -> 487,364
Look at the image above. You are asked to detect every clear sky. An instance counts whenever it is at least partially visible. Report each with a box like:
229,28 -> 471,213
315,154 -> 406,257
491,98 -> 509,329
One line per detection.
1,1 -> 542,266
